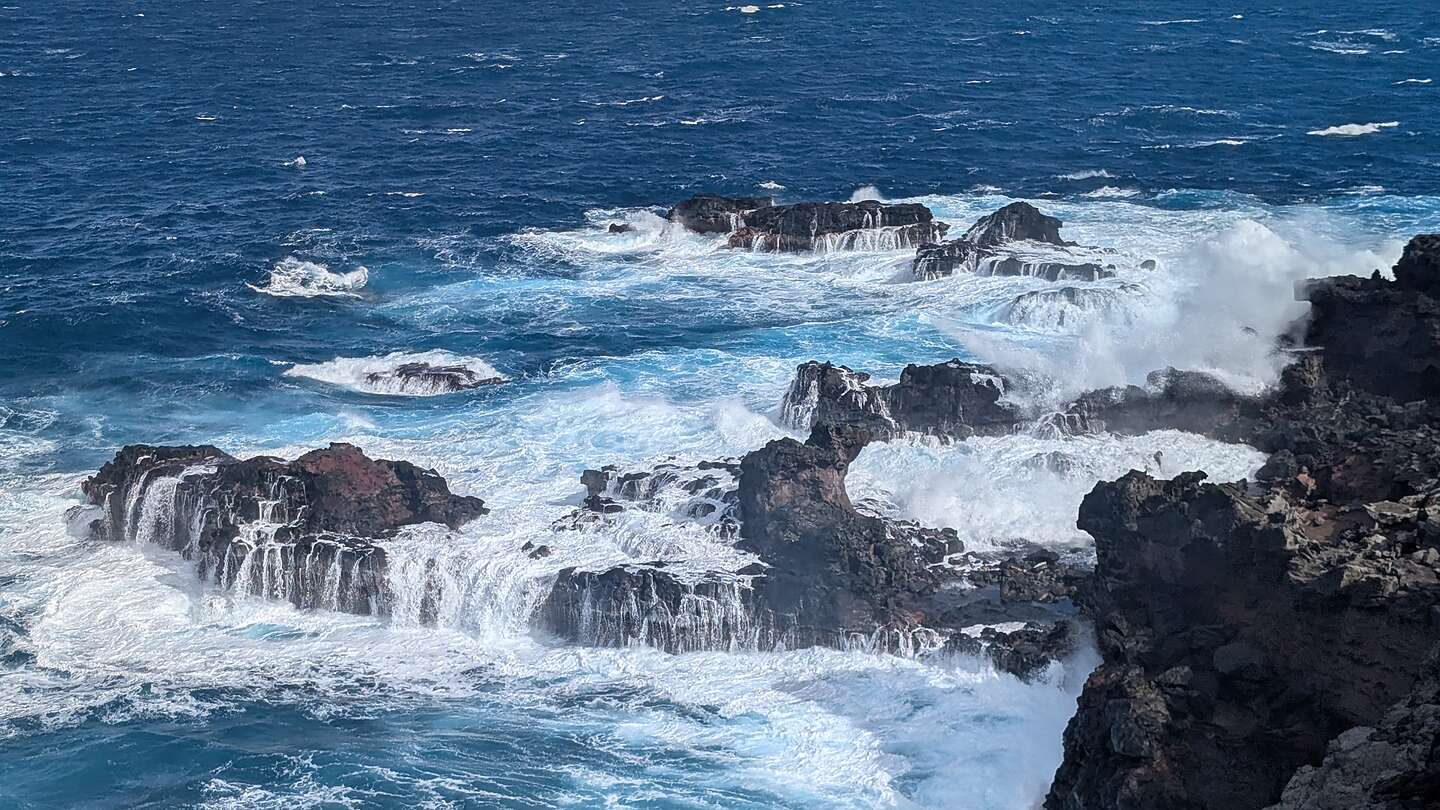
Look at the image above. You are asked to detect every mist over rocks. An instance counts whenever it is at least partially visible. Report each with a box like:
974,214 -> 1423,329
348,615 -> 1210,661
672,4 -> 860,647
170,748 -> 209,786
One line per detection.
1301,233 -> 1440,402
83,443 -> 487,616
727,200 -> 948,252
1045,234 -> 1440,810
912,201 -> 1118,282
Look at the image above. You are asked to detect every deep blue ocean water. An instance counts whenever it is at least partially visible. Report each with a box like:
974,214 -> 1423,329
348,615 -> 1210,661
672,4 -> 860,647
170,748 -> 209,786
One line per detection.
2,2 -> 1439,808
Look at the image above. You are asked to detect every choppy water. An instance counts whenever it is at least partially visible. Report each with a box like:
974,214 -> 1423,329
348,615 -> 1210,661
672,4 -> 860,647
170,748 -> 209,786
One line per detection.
2,2 -> 1438,807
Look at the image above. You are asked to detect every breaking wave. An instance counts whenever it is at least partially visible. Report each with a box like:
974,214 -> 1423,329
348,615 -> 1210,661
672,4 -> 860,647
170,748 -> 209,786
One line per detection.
283,350 -> 506,396
248,257 -> 369,298
1308,121 -> 1400,137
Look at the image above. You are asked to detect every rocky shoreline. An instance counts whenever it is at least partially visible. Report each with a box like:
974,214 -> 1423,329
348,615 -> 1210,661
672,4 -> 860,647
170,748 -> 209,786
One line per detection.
77,196 -> 1440,807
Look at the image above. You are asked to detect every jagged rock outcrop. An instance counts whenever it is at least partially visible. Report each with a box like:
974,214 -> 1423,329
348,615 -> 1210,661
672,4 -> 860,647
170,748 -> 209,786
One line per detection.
1047,236 -> 1440,810
965,201 -> 1071,248
1046,471 -> 1440,810
1300,235 -> 1440,402
1267,643 -> 1440,810
364,361 -> 504,394
728,200 -> 948,252
666,194 -> 772,233
912,201 -> 1114,281
665,193 -> 947,252
543,425 -> 963,652
998,284 -> 1144,330
540,424 -> 1083,670
82,443 -> 487,615
779,359 -> 1023,439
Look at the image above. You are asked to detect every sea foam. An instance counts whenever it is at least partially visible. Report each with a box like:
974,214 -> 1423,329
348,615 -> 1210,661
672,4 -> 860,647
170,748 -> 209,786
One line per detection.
249,257 -> 369,298
284,350 -> 506,396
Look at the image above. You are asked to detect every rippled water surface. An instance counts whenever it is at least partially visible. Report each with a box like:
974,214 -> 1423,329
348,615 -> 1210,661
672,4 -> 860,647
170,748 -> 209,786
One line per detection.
2,2 -> 1438,807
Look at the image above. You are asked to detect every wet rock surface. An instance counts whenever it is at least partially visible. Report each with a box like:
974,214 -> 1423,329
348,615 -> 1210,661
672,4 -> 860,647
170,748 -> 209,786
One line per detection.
83,443 -> 487,615
665,194 -> 772,233
666,193 -> 946,252
728,200 -> 947,252
1046,236 -> 1440,810
912,201 -> 1117,281
780,359 -> 1023,439
364,361 -> 505,394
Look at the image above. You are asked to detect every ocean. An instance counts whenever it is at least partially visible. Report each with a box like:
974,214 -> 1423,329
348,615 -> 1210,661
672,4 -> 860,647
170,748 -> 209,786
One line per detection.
2,2 -> 1438,807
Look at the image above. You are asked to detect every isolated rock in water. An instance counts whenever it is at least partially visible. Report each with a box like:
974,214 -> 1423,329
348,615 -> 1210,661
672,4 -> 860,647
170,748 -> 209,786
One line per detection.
365,361 -> 504,395
963,201 -> 1070,248
1046,471 -> 1440,810
780,359 -> 1023,440
912,239 -> 984,280
83,443 -> 487,615
607,222 -> 633,234
666,194 -> 773,233
729,200 -> 948,252
910,201 -> 1103,280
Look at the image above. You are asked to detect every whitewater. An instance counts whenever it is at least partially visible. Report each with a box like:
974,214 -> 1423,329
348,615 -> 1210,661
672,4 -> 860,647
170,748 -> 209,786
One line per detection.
5,185 -> 1436,807
5,1 -> 1440,806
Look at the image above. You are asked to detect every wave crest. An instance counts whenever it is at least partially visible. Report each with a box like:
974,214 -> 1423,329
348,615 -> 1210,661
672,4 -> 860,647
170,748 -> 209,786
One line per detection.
249,257 -> 369,299
284,350 -> 505,396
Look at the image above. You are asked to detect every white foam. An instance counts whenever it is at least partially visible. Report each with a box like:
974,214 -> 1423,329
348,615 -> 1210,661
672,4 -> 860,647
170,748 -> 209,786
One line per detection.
1056,169 -> 1113,181
1395,78 -> 1432,85
758,180 -> 785,190
1083,186 -> 1140,198
848,184 -> 886,202
848,431 -> 1267,553
248,257 -> 369,299
283,155 -> 306,168
283,350 -> 505,396
1308,121 -> 1399,137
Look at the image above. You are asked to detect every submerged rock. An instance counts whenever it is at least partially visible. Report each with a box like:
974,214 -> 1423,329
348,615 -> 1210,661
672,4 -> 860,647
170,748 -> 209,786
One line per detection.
364,361 -> 504,394
83,443 -> 487,615
1301,234 -> 1440,402
1054,367 -> 1268,442
997,284 -> 1144,330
